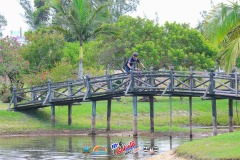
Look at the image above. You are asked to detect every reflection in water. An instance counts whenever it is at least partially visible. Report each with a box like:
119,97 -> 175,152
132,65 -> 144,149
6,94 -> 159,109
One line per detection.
0,135 -> 191,160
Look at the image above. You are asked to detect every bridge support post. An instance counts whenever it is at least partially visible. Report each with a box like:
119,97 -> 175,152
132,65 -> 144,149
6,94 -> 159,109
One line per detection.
91,101 -> 96,135
229,68 -> 236,132
106,99 -> 111,132
229,99 -> 233,132
211,98 -> 217,136
149,95 -> 154,133
133,96 -> 138,137
68,104 -> 72,126
169,96 -> 172,139
51,104 -> 55,127
189,96 -> 193,140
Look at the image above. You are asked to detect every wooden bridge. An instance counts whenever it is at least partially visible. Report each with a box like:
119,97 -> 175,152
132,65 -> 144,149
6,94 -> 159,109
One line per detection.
9,67 -> 240,137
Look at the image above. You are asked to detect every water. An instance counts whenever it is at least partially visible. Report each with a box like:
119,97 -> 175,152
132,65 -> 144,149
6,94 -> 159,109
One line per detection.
0,135 -> 191,160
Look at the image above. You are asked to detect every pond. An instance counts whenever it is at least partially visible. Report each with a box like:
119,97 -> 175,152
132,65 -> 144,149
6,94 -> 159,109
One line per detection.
0,135 -> 192,159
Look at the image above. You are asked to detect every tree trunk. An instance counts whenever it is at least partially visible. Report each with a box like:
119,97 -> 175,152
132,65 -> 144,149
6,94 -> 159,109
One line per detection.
78,40 -> 83,80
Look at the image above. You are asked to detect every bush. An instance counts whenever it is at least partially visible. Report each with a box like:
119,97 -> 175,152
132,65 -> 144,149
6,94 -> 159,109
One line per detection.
0,91 -> 11,103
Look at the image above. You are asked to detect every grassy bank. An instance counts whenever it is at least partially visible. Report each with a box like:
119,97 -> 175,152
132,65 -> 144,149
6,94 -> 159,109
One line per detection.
1,96 -> 240,134
176,131 -> 240,159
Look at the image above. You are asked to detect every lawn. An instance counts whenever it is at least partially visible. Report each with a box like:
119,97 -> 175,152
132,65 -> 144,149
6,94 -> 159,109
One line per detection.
1,96 -> 240,134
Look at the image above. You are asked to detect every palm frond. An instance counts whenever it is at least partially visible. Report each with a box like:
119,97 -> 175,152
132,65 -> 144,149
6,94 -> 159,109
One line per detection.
221,37 -> 240,72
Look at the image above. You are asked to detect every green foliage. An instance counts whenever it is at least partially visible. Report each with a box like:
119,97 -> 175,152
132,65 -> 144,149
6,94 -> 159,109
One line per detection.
22,61 -> 77,86
62,42 -> 79,67
87,16 -> 218,71
19,0 -> 51,30
50,0 -> 112,78
91,0 -> 140,22
22,70 -> 50,86
0,83 -> 11,103
200,2 -> 240,73
49,61 -> 77,82
0,37 -> 29,86
0,14 -> 7,38
0,91 -> 11,103
33,0 -> 51,27
21,28 -> 65,73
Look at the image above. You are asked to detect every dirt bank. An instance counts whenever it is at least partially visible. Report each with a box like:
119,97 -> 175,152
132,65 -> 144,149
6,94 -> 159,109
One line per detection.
146,149 -> 186,160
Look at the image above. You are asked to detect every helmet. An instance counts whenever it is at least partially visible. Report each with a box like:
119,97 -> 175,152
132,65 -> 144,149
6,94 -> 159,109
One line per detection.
133,52 -> 138,57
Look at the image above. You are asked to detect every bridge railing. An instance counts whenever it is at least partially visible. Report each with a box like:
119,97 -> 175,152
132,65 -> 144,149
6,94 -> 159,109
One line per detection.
85,72 -> 129,99
10,67 -> 240,109
11,84 -> 48,108
48,79 -> 86,103
126,68 -> 211,95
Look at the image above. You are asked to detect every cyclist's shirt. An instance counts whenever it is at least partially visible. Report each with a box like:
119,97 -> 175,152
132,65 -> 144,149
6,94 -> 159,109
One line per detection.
125,57 -> 141,74
125,57 -> 140,69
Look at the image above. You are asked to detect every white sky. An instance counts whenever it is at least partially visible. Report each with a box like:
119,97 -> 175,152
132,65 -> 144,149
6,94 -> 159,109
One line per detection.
0,0 -> 227,37
129,0 -> 228,27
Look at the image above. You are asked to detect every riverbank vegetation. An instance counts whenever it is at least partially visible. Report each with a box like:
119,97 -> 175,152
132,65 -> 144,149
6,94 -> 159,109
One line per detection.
1,97 -> 240,135
176,131 -> 240,159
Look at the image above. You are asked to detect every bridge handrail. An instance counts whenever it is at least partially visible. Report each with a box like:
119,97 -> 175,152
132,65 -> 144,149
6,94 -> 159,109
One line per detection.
10,67 -> 240,110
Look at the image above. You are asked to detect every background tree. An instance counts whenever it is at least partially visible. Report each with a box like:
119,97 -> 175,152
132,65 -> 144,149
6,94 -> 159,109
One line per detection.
201,1 -> 240,73
50,0 -> 110,79
86,16 -> 217,71
90,0 -> 140,21
0,14 -> 7,38
0,37 -> 29,85
0,37 -> 29,102
19,0 -> 51,30
21,28 -> 65,73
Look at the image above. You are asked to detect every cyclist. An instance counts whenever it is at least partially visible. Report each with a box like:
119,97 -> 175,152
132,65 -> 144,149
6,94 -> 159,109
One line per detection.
125,52 -> 145,74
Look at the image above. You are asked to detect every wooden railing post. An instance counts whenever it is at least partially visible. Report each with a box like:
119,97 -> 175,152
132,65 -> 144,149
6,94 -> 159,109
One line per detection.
130,70 -> 134,92
190,66 -> 194,91
106,74 -> 113,91
12,86 -> 17,108
85,76 -> 92,98
209,68 -> 215,95
169,66 -> 175,92
31,86 -> 36,102
47,79 -> 53,103
68,79 -> 73,99
150,66 -> 154,91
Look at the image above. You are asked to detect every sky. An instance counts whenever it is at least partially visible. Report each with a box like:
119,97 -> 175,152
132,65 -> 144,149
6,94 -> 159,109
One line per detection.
0,0 -> 228,37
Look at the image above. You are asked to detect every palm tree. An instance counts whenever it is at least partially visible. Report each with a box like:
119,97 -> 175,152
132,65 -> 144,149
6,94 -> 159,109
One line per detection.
50,0 -> 110,79
201,1 -> 240,73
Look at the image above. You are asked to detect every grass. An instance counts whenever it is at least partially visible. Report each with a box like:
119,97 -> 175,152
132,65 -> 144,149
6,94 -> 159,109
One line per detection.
1,96 -> 240,134
177,131 -> 240,159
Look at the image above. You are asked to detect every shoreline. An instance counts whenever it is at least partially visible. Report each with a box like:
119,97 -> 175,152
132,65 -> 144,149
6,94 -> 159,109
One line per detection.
0,129 -> 219,138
